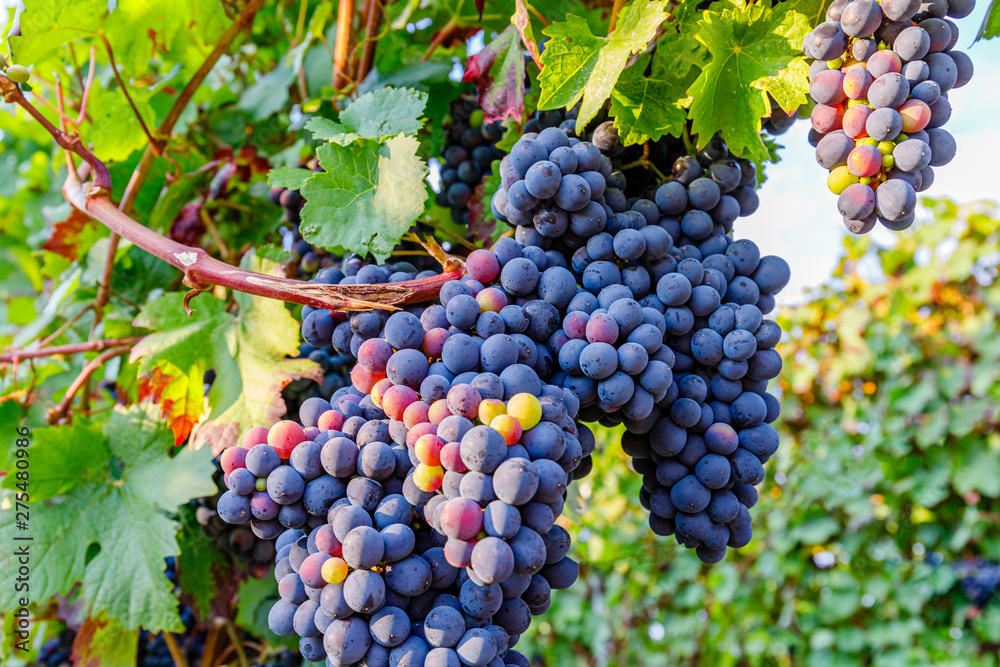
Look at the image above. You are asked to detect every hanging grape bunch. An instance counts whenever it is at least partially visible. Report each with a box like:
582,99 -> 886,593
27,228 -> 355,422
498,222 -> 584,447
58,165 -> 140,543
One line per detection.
804,0 -> 975,232
486,119 -> 786,563
436,95 -> 506,226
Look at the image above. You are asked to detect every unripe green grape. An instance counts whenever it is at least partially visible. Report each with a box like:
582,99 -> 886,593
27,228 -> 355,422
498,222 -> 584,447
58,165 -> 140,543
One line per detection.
469,108 -> 484,128
6,64 -> 29,84
0,53 -> 7,69
828,165 -> 860,194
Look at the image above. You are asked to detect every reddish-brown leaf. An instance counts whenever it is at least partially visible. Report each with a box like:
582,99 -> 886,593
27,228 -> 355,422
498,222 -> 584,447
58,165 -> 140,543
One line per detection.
138,363 -> 206,446
463,25 -> 527,124
43,209 -> 97,261
70,614 -> 138,667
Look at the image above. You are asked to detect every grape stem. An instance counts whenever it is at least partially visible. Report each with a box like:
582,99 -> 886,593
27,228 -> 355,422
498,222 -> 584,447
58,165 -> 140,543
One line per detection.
334,0 -> 355,89
159,631 -> 189,667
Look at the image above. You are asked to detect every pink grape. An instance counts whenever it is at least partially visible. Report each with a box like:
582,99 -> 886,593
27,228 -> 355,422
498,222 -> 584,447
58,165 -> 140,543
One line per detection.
811,104 -> 844,134
897,99 -> 931,133
357,338 -> 393,373
465,249 -> 500,282
423,327 -> 450,357
382,384 -> 419,420
843,68 -> 873,100
847,144 -> 883,178
585,312 -> 619,344
842,105 -> 873,139
439,498 -> 484,540
868,50 -> 902,78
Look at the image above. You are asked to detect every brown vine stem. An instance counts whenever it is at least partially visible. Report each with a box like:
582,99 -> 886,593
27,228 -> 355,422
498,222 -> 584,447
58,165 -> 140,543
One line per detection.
356,0 -> 382,86
609,0 -> 627,31
334,0 -> 355,89
0,338 -> 144,364
422,19 -> 457,61
46,345 -> 132,424
160,632 -> 189,667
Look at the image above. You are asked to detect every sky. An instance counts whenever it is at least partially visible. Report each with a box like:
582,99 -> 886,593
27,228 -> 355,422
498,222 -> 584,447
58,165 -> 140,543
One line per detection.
742,3 -> 1000,305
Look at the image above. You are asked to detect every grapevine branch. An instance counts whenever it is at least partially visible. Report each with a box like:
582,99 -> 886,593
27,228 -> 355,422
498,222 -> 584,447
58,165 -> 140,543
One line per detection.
0,338 -> 143,364
46,345 -> 132,424
0,13 -> 465,316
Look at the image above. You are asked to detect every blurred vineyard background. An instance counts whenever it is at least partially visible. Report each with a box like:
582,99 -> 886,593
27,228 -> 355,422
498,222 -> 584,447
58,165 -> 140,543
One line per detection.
517,199 -> 1000,666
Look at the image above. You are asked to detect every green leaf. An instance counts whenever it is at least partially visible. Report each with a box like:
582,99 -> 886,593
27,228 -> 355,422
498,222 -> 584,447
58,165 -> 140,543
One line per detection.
686,0 -> 812,160
8,0 -> 100,63
236,66 -> 296,122
977,0 -> 1000,41
953,444 -> 1000,497
304,117 -> 360,146
131,253 -> 321,454
1,421 -> 107,502
609,26 -> 705,145
299,135 -> 428,261
339,88 -> 428,139
0,408 -> 215,631
81,84 -> 156,163
539,1 -> 670,131
267,167 -> 312,190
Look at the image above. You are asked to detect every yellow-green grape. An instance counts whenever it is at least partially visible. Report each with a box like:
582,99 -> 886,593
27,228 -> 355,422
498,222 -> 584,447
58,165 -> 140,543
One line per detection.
828,166 -> 860,194
882,154 -> 895,169
858,137 -> 878,147
828,57 -> 844,69
0,53 -> 7,69
847,99 -> 870,108
895,133 -> 909,142
469,109 -> 484,129
6,64 -> 29,84
860,177 -> 873,185
877,140 -> 896,155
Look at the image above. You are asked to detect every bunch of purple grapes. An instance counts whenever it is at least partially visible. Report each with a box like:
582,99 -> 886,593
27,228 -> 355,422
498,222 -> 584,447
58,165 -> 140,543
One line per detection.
804,0 -> 975,232
487,122 -> 787,563
215,391 -> 576,666
436,95 -> 506,227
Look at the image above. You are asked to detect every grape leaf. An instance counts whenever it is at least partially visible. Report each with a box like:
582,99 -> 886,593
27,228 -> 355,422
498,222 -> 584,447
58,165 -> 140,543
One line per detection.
70,614 -> 139,667
299,135 -> 429,261
8,0 -> 100,64
978,0 -> 1000,41
42,209 -> 100,261
0,407 -> 215,631
236,66 -> 296,122
82,84 -> 157,163
462,25 -> 527,124
1,421 -> 107,501
609,26 -> 706,146
538,0 -> 670,132
267,167 -> 312,190
130,253 -> 321,454
339,88 -> 429,139
686,0 -> 812,160
303,117 -> 360,146
137,361 -> 207,447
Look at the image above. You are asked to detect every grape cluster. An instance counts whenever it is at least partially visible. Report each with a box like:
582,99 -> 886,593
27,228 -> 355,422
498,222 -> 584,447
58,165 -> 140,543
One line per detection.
436,96 -> 506,226
804,0 -> 975,232
486,121 -> 785,562
217,390 -> 575,666
953,558 -> 1000,607
193,459 -> 277,579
